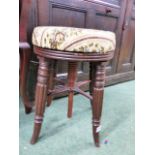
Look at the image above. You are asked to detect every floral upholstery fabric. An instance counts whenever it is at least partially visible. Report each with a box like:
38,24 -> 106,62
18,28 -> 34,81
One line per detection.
32,26 -> 116,53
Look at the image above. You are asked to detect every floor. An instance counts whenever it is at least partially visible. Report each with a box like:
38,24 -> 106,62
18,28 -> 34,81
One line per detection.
19,80 -> 135,155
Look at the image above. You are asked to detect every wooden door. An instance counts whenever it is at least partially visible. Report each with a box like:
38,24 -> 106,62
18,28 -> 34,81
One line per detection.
44,0 -> 126,82
48,0 -> 91,84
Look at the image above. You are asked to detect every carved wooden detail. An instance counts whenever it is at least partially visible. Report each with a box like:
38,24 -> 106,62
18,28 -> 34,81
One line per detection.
31,57 -> 50,144
117,0 -> 135,73
92,62 -> 106,147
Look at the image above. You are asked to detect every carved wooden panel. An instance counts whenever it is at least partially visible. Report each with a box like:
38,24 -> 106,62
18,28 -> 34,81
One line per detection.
117,0 -> 135,73
117,19 -> 135,72
51,7 -> 86,28
95,10 -> 119,75
47,0 -> 122,77
96,14 -> 118,31
48,2 -> 87,76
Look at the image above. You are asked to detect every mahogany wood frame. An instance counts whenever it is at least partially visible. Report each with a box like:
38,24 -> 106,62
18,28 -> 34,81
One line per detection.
30,46 -> 114,147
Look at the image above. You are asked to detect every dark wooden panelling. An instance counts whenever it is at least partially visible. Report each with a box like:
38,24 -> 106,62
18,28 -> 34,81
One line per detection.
106,70 -> 135,86
51,6 -> 86,27
25,0 -> 135,99
117,0 -> 135,73
84,0 -> 121,9
96,14 -> 118,31
95,11 -> 119,75
48,2 -> 88,76
117,19 -> 135,72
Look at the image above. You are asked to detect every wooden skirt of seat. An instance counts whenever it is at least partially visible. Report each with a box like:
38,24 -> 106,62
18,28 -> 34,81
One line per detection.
33,46 -> 114,62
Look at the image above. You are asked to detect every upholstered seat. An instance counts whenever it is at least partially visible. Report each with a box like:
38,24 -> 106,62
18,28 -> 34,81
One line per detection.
32,26 -> 116,53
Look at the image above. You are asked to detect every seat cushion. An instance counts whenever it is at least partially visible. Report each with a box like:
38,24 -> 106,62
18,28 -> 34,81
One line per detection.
32,26 -> 116,53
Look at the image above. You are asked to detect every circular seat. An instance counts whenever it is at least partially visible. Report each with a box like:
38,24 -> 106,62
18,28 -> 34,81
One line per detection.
32,26 -> 116,53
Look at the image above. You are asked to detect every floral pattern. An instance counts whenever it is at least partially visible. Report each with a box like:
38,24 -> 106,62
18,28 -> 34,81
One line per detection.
32,26 -> 116,53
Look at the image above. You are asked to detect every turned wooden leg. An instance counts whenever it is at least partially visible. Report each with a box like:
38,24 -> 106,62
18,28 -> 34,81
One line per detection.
67,62 -> 78,118
89,62 -> 96,106
47,60 -> 57,107
31,57 -> 50,144
92,62 -> 106,147
19,48 -> 32,114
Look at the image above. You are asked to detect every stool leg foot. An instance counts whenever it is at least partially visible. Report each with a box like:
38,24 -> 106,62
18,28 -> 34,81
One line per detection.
67,62 -> 78,118
30,57 -> 50,144
20,49 -> 32,114
31,123 -> 42,144
47,60 -> 57,107
92,62 -> 106,147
